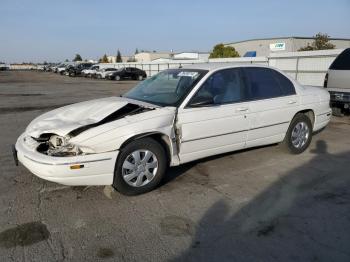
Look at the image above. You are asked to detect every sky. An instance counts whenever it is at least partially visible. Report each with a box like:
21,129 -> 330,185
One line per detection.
0,0 -> 349,63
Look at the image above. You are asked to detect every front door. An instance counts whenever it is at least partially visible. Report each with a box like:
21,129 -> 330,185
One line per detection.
177,68 -> 251,164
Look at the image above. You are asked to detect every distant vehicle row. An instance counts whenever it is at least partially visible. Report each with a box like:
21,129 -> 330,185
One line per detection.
42,63 -> 147,81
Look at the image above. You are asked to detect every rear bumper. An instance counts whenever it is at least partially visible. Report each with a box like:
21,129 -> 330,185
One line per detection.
329,91 -> 350,108
314,110 -> 332,132
15,133 -> 118,186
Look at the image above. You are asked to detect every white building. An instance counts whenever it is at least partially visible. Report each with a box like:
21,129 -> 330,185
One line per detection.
173,52 -> 210,60
107,56 -> 130,63
134,52 -> 171,62
225,36 -> 350,57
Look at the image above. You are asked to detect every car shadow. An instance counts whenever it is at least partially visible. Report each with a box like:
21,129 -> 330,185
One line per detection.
170,140 -> 350,261
162,143 -> 280,186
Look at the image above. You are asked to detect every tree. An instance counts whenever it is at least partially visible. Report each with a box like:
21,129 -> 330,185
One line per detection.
209,43 -> 240,58
116,50 -> 122,63
99,54 -> 109,63
298,33 -> 335,51
135,48 -> 139,54
73,54 -> 82,62
65,59 -> 69,62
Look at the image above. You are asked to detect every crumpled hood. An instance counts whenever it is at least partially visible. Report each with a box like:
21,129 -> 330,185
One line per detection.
26,97 -> 156,138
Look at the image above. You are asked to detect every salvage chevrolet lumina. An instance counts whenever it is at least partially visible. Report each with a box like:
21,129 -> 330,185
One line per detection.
14,64 -> 331,195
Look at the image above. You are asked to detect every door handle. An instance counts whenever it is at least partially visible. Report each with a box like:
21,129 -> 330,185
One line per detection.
288,100 -> 297,104
236,107 -> 248,112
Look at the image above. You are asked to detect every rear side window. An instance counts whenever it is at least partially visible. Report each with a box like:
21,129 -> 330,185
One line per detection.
330,49 -> 350,70
243,67 -> 283,100
272,70 -> 296,95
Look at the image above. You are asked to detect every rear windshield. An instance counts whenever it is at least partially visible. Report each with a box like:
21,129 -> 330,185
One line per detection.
329,48 -> 350,70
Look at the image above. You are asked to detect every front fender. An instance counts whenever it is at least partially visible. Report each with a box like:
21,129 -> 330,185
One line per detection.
69,107 -> 177,155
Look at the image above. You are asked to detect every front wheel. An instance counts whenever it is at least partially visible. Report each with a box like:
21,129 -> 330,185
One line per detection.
138,75 -> 143,81
115,75 -> 121,81
113,138 -> 167,195
282,114 -> 312,154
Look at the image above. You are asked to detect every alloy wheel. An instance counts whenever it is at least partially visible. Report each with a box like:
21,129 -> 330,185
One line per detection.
291,122 -> 309,149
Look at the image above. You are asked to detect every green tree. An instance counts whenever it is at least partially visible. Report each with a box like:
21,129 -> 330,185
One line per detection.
298,33 -> 335,51
73,54 -> 82,62
135,48 -> 139,54
209,43 -> 240,58
65,59 -> 69,62
116,50 -> 122,63
99,54 -> 109,63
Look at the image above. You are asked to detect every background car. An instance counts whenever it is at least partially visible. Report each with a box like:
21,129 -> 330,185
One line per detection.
107,67 -> 147,81
67,63 -> 93,77
56,64 -> 69,74
0,63 -> 10,71
324,48 -> 350,115
82,65 -> 100,77
95,68 -> 118,79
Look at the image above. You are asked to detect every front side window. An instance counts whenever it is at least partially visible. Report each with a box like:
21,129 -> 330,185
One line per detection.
124,69 -> 207,106
189,68 -> 247,106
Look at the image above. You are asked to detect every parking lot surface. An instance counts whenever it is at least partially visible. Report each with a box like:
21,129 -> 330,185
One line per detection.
0,71 -> 349,262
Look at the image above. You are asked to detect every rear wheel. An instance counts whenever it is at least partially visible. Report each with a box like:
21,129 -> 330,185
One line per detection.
113,138 -> 167,195
282,114 -> 312,154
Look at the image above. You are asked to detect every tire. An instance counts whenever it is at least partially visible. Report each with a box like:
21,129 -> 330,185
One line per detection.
282,113 -> 312,154
138,75 -> 143,81
115,75 -> 121,81
113,138 -> 167,196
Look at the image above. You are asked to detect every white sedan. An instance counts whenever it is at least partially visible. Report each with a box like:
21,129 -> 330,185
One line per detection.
95,68 -> 118,79
14,64 -> 331,195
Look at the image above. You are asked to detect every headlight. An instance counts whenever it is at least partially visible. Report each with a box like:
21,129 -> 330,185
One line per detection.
47,135 -> 82,156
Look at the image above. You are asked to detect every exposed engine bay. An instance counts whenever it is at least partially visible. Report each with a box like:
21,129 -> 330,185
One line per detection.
33,103 -> 153,157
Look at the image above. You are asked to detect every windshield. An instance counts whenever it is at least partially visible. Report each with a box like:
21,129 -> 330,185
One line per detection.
124,69 -> 208,106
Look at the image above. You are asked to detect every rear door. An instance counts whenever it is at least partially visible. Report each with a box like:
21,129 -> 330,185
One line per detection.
242,67 -> 299,148
177,68 -> 251,164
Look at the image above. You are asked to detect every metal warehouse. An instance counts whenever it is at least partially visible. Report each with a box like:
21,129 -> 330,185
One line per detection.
225,36 -> 350,57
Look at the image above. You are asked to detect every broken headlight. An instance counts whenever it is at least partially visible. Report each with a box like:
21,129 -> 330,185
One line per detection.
47,135 -> 82,156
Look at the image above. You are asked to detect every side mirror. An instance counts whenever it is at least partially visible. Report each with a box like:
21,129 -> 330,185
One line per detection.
189,95 -> 214,107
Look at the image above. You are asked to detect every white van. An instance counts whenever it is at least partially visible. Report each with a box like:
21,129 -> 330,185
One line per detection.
324,48 -> 350,115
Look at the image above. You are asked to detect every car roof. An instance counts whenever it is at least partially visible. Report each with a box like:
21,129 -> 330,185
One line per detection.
181,63 -> 271,71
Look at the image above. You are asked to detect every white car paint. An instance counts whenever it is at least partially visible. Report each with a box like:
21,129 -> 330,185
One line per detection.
95,68 -> 118,79
15,64 -> 331,186
82,65 -> 100,76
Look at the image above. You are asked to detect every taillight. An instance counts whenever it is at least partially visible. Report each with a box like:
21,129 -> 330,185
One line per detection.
323,73 -> 328,88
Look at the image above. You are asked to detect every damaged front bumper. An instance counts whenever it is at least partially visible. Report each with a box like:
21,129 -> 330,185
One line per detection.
15,133 -> 118,186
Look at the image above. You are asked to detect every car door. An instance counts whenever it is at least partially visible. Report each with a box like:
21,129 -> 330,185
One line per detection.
125,68 -> 133,79
176,68 -> 251,164
242,67 -> 299,148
